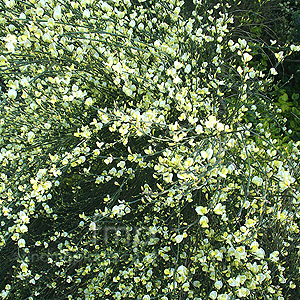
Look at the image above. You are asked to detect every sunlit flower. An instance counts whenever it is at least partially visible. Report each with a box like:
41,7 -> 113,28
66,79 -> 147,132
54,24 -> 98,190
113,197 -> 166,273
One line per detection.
18,238 -> 26,248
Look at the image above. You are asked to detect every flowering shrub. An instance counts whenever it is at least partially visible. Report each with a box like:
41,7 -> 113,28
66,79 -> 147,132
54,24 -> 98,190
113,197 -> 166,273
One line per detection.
0,0 -> 300,299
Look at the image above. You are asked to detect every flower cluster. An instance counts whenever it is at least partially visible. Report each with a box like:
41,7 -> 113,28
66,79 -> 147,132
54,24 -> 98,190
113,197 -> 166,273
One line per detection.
0,0 -> 299,299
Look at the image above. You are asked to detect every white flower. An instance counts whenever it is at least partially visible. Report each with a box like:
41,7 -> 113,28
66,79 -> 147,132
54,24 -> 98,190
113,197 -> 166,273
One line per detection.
227,138 -> 235,148
27,131 -> 35,143
216,122 -> 224,131
290,44 -> 300,51
19,211 -> 29,223
18,238 -> 26,248
19,224 -> 28,233
154,40 -> 161,48
201,148 -> 213,160
47,17 -> 55,27
195,124 -> 203,134
205,115 -> 217,128
270,68 -> 278,75
177,265 -> 188,276
182,282 -> 190,291
195,206 -> 208,215
184,64 -> 191,73
5,0 -> 15,8
85,97 -> 93,106
7,88 -> 17,99
42,32 -> 52,43
255,248 -> 265,259
123,86 -> 133,97
209,291 -> 218,299
20,262 -> 28,272
101,2 -> 112,12
173,76 -> 181,84
238,38 -> 247,48
184,158 -> 193,168
213,203 -> 226,215
252,176 -> 263,186
44,123 -> 51,129
214,280 -> 223,290
0,182 -> 5,193
36,7 -> 44,17
138,23 -> 144,30
89,222 -> 96,231
243,53 -> 253,63
129,20 -> 136,28
277,170 -> 295,190
275,51 -> 284,62
174,61 -> 183,69
237,287 -> 250,298
228,278 -> 238,287
199,216 -> 209,228
175,235 -> 184,243
269,250 -> 279,262
83,9 -> 90,18
53,5 -> 62,20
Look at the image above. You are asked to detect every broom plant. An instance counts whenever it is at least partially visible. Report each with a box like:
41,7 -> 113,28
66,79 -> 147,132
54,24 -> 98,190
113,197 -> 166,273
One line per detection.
0,0 -> 300,299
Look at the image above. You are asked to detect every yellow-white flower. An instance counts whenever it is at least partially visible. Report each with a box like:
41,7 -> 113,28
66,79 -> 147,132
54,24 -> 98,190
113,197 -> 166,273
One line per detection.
213,203 -> 226,215
53,5 -> 62,20
20,262 -> 28,273
175,235 -> 184,243
182,282 -> 190,291
275,51 -> 284,62
19,211 -> 29,223
27,131 -> 35,143
237,287 -> 250,297
185,64 -> 191,73
255,248 -> 265,259
173,76 -> 182,84
101,2 -> 112,12
201,148 -> 213,160
177,265 -> 188,275
209,291 -> 217,299
243,53 -> 253,63
0,182 -> 5,193
214,280 -> 223,290
42,32 -> 52,43
238,38 -> 247,48
174,61 -> 183,69
83,9 -> 91,18
8,88 -> 17,99
205,115 -> 217,128
36,7 -> 44,17
250,241 -> 259,251
195,206 -> 208,215
19,224 -> 28,233
89,222 -> 97,231
290,44 -> 300,51
269,251 -> 279,262
199,216 -> 209,228
184,158 -> 193,168
277,170 -> 295,190
252,176 -> 263,186
5,0 -> 15,8
195,124 -> 203,134
47,17 -> 55,27
270,68 -> 278,75
18,238 -> 26,248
